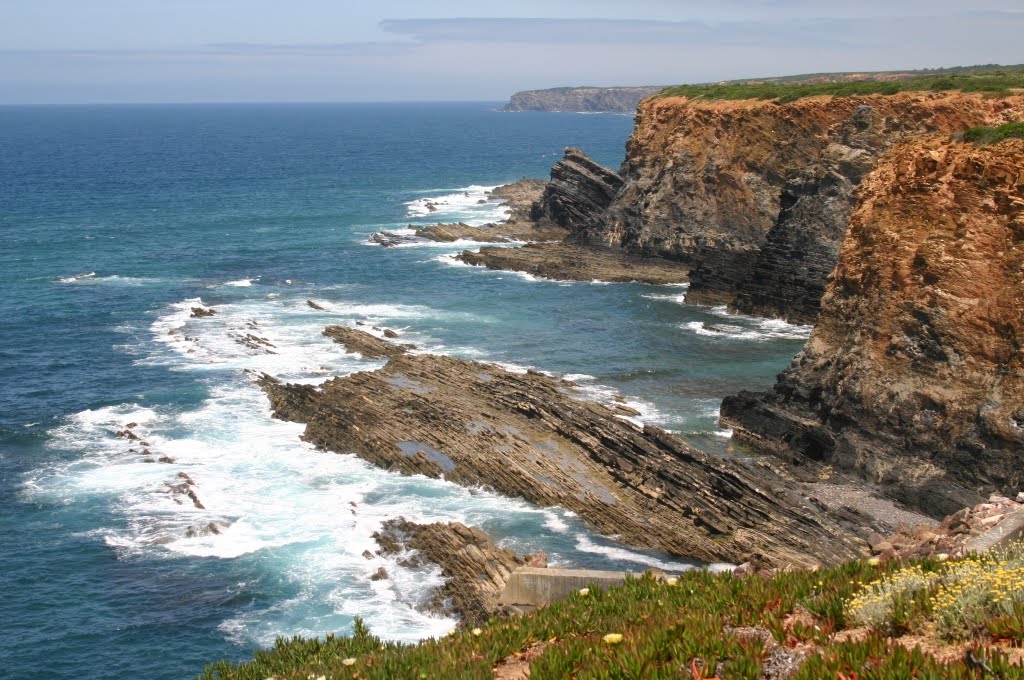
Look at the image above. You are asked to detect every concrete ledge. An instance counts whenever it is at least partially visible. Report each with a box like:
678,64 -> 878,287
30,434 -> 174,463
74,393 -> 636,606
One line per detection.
499,567 -> 637,608
964,507 -> 1024,554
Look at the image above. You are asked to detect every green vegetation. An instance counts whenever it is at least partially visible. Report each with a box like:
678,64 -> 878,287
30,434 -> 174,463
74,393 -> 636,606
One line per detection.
964,121 -> 1024,144
202,546 -> 1024,679
847,548 -> 1024,642
658,65 -> 1024,103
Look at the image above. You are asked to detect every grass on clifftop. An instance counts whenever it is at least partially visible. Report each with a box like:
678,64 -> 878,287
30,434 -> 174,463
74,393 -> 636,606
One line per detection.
202,545 -> 1024,680
964,121 -> 1024,144
659,67 -> 1024,103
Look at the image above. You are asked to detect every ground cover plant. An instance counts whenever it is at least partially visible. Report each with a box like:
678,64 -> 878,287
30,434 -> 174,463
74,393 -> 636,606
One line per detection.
963,121 -> 1024,144
658,67 -> 1024,103
202,544 -> 1024,679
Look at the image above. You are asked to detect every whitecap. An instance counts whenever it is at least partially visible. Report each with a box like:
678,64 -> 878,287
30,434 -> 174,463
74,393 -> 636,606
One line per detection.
574,535 -> 697,572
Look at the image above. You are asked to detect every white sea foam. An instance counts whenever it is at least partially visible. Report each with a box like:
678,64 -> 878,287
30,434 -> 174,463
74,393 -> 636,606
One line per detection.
57,272 -> 162,285
33,293 -> 704,645
404,184 -> 511,226
430,253 -> 475,268
559,374 -> 665,428
224,278 -> 256,287
574,535 -> 697,572
682,306 -> 812,342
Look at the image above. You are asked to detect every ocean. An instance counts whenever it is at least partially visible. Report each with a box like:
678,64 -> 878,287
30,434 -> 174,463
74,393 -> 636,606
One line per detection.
0,102 -> 811,679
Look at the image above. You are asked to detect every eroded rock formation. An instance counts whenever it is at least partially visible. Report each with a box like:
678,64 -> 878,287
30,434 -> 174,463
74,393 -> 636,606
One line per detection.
260,328 -> 867,568
373,518 -> 525,626
531,147 -> 624,235
600,92 -> 1024,321
721,136 -> 1024,517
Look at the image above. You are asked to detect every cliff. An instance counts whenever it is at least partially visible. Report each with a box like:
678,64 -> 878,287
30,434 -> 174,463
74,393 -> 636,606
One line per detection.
721,135 -> 1024,518
597,92 -> 1024,323
502,86 -> 663,113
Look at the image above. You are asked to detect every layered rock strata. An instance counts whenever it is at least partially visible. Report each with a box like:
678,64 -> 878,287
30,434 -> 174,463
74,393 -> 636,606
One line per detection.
457,242 -> 689,284
260,329 -> 867,568
531,147 -> 624,234
372,518 -> 525,626
721,136 -> 1024,518
600,92 -> 1024,321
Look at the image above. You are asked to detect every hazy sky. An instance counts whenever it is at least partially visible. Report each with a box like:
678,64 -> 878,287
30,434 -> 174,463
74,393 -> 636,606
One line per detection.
1,1 -> 1022,103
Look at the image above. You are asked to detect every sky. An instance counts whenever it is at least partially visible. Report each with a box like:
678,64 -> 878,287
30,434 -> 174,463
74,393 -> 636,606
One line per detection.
1,0 -> 1022,104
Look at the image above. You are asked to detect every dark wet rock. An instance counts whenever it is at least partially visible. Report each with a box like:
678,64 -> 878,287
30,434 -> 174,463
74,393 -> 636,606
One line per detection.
191,306 -> 216,318
369,231 -> 417,247
373,518 -> 524,626
165,475 -> 205,510
457,242 -> 689,285
185,521 -> 229,538
262,329 -> 866,567
369,566 -> 389,581
231,332 -> 276,354
306,300 -> 326,311
382,329 -> 399,339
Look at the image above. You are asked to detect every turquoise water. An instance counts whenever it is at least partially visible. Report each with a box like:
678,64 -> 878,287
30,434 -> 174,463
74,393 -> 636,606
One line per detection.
0,103 -> 810,679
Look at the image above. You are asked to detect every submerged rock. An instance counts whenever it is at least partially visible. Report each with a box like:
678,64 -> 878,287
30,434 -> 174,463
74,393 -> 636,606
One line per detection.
261,328 -> 866,568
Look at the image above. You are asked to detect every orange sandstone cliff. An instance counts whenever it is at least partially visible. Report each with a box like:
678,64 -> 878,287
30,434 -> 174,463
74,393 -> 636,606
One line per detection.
721,135 -> 1024,517
581,92 -> 1024,323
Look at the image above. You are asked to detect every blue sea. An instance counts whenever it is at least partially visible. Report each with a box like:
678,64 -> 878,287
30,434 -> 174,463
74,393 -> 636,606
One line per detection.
0,103 -> 811,679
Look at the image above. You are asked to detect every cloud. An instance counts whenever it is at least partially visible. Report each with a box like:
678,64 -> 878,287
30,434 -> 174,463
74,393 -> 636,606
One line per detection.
2,10 -> 1023,103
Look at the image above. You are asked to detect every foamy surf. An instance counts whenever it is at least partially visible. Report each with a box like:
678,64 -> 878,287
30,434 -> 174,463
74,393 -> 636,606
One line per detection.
682,306 -> 812,342
27,292 -> 703,648
404,185 -> 511,226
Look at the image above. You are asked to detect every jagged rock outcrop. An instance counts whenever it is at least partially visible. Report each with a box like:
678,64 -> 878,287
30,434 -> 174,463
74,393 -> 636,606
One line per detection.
502,87 -> 663,113
721,135 -> 1024,518
373,518 -> 525,626
531,148 -> 623,235
600,92 -> 1024,320
261,328 -> 868,568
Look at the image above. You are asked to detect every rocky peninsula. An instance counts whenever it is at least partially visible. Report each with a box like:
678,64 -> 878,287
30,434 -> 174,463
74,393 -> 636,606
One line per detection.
502,86 -> 663,113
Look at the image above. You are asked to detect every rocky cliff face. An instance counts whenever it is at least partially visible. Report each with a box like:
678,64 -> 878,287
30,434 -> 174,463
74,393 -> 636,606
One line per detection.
600,92 -> 1024,321
502,87 -> 663,113
531,147 -> 623,234
721,135 -> 1024,518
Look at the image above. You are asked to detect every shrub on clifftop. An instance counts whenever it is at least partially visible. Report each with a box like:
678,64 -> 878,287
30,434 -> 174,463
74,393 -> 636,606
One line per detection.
202,550 -> 1024,679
